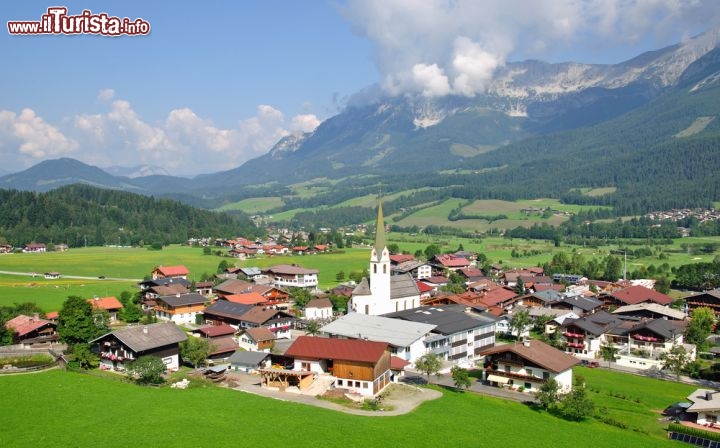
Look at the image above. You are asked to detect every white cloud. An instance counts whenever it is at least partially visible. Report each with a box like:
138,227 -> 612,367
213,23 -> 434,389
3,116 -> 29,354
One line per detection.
290,114 -> 321,133
97,89 -> 115,102
341,0 -> 720,98
0,108 -> 77,160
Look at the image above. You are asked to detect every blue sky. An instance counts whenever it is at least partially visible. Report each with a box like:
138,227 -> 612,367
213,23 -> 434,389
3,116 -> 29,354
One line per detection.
1,0 -> 718,176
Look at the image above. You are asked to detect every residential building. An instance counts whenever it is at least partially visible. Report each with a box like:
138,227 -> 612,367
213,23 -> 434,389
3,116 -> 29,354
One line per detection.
153,292 -> 208,325
87,296 -> 123,322
481,339 -> 580,393
687,389 -> 720,426
151,265 -> 190,280
5,314 -> 57,345
237,326 -> 276,352
262,264 -> 319,290
93,322 -> 187,372
304,298 -> 333,321
685,289 -> 720,317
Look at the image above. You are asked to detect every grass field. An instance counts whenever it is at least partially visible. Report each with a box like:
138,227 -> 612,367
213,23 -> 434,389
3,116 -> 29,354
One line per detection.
215,196 -> 284,213
0,369 -> 681,448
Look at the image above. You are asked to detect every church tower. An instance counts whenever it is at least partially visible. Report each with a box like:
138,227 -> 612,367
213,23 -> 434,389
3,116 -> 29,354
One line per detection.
369,197 -> 391,301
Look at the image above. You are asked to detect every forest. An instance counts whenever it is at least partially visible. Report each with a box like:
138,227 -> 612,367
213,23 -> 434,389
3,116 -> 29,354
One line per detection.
0,185 -> 260,247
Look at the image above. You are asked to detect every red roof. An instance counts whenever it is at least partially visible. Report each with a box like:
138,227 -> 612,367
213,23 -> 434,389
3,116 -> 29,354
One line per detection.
390,356 -> 411,370
416,281 -> 434,293
390,254 -> 414,264
476,286 -> 518,307
45,311 -> 59,320
285,336 -> 388,364
154,265 -> 190,277
196,324 -> 236,338
5,315 -> 53,337
610,285 -> 672,306
435,254 -> 471,268
88,296 -> 123,311
224,292 -> 267,305
244,326 -> 276,342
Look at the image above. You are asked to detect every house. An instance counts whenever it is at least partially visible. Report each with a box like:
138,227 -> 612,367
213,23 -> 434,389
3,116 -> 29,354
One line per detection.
389,254 -> 415,266
229,350 -> 272,373
392,260 -> 433,280
87,296 -> 124,322
384,304 -> 498,366
5,314 -> 58,346
153,292 -> 208,325
202,301 -> 253,327
432,254 -> 471,272
194,281 -> 214,296
237,307 -> 295,339
262,264 -> 319,290
612,303 -> 687,321
304,298 -> 333,321
685,289 -> 720,317
284,336 -> 392,397
687,389 -> 720,426
139,277 -> 190,299
481,339 -> 580,393
320,312 -> 436,365
23,243 -> 46,253
43,272 -> 61,279
151,265 -> 190,280
348,199 -> 421,316
192,324 -> 239,361
223,292 -> 269,306
0,244 -> 13,254
601,285 -> 673,308
237,326 -> 277,352
93,322 -> 187,372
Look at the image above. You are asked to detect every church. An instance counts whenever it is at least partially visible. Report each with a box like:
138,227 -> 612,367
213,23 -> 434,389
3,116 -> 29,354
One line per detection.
348,199 -> 421,315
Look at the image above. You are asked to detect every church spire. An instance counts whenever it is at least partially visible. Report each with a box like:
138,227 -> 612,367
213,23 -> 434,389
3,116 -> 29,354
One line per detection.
373,194 -> 386,261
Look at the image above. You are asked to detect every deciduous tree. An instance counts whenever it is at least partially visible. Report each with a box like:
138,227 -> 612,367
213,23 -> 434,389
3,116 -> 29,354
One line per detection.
180,337 -> 212,369
128,355 -> 166,385
415,353 -> 442,382
57,296 -> 108,345
450,366 -> 471,391
535,378 -> 560,410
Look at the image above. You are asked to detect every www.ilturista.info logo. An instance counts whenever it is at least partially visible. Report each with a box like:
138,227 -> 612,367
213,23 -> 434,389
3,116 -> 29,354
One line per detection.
7,7 -> 151,36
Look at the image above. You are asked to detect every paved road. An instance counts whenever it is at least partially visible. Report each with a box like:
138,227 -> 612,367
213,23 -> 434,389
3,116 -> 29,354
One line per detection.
404,369 -> 532,403
0,270 -> 140,282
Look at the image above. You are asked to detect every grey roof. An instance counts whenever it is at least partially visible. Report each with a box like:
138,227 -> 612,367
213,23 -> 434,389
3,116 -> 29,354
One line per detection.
351,277 -> 371,296
204,300 -> 253,318
687,389 -> 720,412
613,303 -> 686,320
95,323 -> 187,353
228,350 -> 270,367
533,289 -> 563,303
562,311 -> 625,336
156,292 -> 207,307
321,313 -> 436,347
558,295 -> 603,312
384,304 -> 499,335
392,260 -> 429,274
240,267 -> 263,276
390,273 -> 420,299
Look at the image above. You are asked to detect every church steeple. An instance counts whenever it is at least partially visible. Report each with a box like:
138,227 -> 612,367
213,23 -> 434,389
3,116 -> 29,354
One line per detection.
373,197 -> 386,261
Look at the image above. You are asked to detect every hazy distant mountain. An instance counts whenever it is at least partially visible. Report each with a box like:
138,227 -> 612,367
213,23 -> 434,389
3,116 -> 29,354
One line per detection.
104,164 -> 173,178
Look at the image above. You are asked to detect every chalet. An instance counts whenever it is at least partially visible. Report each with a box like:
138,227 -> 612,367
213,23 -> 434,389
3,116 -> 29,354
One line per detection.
229,247 -> 256,259
202,301 -> 253,327
457,267 -> 487,284
685,289 -> 720,317
93,323 -> 187,372
0,244 -> 13,254
385,304 -> 498,365
304,298 -> 333,321
419,275 -> 449,291
392,260 -> 433,279
5,314 -> 57,346
237,326 -> 276,352
214,279 -> 256,297
481,339 -> 580,393
612,303 -> 686,321
151,265 -> 190,280
139,277 -> 190,300
292,246 -> 309,255
552,294 -> 604,316
238,267 -> 266,281
687,389 -> 720,426
23,243 -> 46,253
284,336 -> 392,397
191,325 -> 239,361
223,292 -> 268,306
432,254 -> 471,272
389,254 -> 415,266
601,285 -> 673,309
320,313 -> 436,365
87,296 -> 124,322
194,281 -> 214,296
262,264 -> 319,290
237,307 -> 295,339
153,292 -> 208,325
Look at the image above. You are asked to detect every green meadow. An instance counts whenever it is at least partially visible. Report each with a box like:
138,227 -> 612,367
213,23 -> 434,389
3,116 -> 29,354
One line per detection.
0,369 -> 683,448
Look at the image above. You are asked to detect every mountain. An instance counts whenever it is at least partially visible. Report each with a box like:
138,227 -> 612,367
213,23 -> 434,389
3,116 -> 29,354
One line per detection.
103,164 -> 173,178
198,28 -> 720,188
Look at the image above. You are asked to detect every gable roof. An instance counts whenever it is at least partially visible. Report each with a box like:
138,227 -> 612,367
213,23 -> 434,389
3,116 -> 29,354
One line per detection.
224,292 -> 267,305
306,298 -> 333,309
687,389 -> 720,412
244,326 -> 276,342
321,313 -> 436,347
214,279 -> 256,295
390,273 -> 421,299
285,336 -> 388,364
385,304 -> 498,335
203,300 -> 253,319
263,264 -> 318,275
434,254 -> 471,268
481,339 -> 580,373
154,265 -> 189,277
228,350 -> 271,367
155,292 -> 207,307
88,296 -> 123,311
95,322 -> 187,353
390,254 -> 415,264
613,303 -> 686,320
240,308 -> 293,325
608,285 -> 672,306
194,324 -> 236,338
5,314 -> 54,337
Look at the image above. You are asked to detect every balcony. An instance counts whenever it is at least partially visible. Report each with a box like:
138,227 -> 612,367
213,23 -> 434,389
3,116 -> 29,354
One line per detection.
485,368 -> 546,384
563,331 -> 584,339
566,342 -> 585,349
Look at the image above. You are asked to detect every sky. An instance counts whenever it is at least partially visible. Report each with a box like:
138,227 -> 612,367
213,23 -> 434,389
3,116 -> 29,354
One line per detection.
1,0 -> 719,176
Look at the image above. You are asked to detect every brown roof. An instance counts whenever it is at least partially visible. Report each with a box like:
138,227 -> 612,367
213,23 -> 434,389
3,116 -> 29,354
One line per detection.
306,298 -> 332,309
208,336 -> 239,355
244,326 -> 276,342
263,264 -> 318,275
476,286 -> 518,307
285,336 -> 388,363
224,292 -> 267,305
240,308 -> 293,325
5,315 -> 54,337
195,324 -> 236,338
609,285 -> 672,306
481,339 -> 580,373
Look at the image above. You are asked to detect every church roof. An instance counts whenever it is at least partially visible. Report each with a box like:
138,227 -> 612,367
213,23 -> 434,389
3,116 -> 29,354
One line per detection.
373,198 -> 386,262
390,273 -> 421,299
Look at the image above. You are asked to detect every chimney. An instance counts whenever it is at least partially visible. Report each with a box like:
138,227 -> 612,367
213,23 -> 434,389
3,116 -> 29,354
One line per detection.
32,312 -> 39,320
143,326 -> 148,334
706,391 -> 715,401
523,339 -> 531,347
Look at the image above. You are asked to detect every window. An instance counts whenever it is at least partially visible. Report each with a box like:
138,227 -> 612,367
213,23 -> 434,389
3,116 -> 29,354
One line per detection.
504,365 -> 510,373
526,369 -> 533,376
362,383 -> 368,389
365,305 -> 369,314
524,382 -> 531,389
383,265 -> 387,274
374,265 -> 377,274
543,372 -> 550,380
355,381 -> 361,388
337,380 -> 343,386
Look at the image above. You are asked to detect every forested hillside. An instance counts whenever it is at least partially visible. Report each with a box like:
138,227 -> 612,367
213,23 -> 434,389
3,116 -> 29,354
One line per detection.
0,185 -> 260,247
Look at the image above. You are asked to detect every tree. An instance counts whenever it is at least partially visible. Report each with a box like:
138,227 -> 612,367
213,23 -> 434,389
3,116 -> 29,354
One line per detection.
216,260 -> 230,274
559,383 -> 595,421
335,270 -> 346,282
442,271 -> 466,294
514,276 -> 525,295
128,355 -> 166,385
415,353 -> 442,382
424,244 -> 441,261
509,308 -> 531,340
67,343 -> 99,370
662,343 -> 689,380
387,243 -> 400,255
599,340 -> 618,368
686,307 -> 715,351
180,337 -> 212,369
305,320 -> 321,336
535,378 -> 560,410
290,287 -> 313,311
450,366 -> 471,391
57,296 -> 108,345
